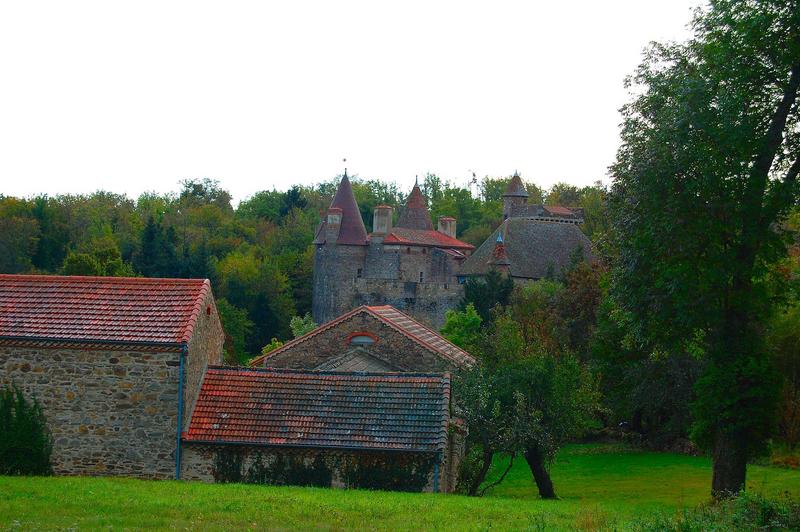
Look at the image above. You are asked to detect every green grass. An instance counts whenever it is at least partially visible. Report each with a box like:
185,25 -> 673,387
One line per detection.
2,444 -> 800,530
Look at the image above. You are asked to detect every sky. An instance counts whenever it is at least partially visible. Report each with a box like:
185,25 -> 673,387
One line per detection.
0,1 -> 701,203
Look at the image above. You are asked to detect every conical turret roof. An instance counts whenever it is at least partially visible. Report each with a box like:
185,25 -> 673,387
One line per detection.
397,183 -> 433,230
327,175 -> 368,245
503,172 -> 529,198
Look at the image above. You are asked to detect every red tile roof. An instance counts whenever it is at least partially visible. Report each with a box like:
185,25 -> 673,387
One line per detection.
544,205 -> 576,216
0,274 -> 211,345
183,367 -> 450,453
381,227 -> 475,250
250,304 -> 476,368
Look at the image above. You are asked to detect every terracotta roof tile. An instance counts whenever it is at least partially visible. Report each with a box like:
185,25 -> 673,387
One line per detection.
381,227 -> 474,250
184,367 -> 450,452
250,305 -> 476,368
0,274 -> 210,345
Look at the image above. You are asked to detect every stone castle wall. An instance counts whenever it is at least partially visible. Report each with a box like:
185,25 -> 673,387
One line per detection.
258,311 -> 458,372
351,278 -> 464,329
312,243 -> 367,325
313,241 -> 465,328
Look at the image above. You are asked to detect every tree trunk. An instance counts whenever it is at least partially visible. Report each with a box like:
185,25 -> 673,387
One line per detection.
524,447 -> 557,499
711,427 -> 747,499
468,444 -> 494,496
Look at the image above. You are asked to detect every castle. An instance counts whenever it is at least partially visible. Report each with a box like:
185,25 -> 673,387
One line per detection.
312,175 -> 474,327
312,172 -> 593,327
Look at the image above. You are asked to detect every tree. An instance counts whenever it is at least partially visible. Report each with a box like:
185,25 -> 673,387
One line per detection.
0,385 -> 52,475
462,270 -> 515,324
216,298 -> 254,365
610,0 -> 800,497
441,303 -> 483,355
289,313 -> 317,338
134,216 -> 179,278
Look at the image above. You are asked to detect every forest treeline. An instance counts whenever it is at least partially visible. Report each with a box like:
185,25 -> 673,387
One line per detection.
0,174 -> 608,359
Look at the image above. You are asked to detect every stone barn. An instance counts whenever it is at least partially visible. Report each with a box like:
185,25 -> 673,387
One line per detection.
249,304 -> 475,372
181,367 -> 462,492
0,274 -> 224,479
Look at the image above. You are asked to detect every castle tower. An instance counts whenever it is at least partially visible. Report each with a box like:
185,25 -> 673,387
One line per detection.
397,181 -> 434,230
312,174 -> 369,324
503,171 -> 529,220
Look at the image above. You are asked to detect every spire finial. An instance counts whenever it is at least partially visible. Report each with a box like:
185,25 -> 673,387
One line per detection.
513,170 -> 519,178
343,158 -> 347,178
415,175 -> 418,187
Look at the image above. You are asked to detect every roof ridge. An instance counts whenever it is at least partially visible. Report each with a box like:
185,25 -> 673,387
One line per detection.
0,273 -> 207,283
180,279 -> 212,344
209,365 -> 448,379
365,306 -> 475,366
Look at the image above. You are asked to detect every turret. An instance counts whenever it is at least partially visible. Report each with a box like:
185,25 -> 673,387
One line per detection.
503,171 -> 529,220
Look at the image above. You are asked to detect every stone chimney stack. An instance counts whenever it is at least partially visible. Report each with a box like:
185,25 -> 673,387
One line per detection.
372,205 -> 393,235
325,207 -> 342,243
437,216 -> 456,239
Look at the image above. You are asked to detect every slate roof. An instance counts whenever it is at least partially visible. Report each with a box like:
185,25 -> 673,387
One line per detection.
460,218 -> 593,279
504,172 -> 529,197
313,175 -> 369,246
381,227 -> 474,250
249,304 -> 476,368
0,274 -> 211,345
397,183 -> 434,231
183,367 -> 451,453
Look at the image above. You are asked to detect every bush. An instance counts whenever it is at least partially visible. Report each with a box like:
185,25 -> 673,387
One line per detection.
0,385 -> 53,475
340,454 -> 435,492
631,492 -> 800,531
212,449 -> 331,487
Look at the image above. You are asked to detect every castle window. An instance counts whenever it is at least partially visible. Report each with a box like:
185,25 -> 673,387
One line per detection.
357,268 -> 362,278
422,248 -> 427,254
406,247 -> 411,254
419,271 -> 424,283
444,283 -> 448,290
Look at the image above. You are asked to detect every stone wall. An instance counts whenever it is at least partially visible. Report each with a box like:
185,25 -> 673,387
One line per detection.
181,444 -> 453,493
312,243 -> 367,324
183,290 -> 225,426
0,344 -> 181,478
351,278 -> 464,329
257,311 -> 457,372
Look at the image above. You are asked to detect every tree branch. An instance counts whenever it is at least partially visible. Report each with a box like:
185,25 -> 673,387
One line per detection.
478,453 -> 515,497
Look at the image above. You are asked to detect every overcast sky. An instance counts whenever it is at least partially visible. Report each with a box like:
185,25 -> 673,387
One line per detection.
0,1 -> 701,203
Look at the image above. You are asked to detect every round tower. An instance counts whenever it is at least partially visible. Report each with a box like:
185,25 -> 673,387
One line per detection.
503,171 -> 529,220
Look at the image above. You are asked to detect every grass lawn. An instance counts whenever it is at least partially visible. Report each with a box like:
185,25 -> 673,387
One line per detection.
2,444 -> 800,530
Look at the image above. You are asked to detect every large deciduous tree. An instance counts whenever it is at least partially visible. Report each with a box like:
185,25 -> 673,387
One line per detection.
611,0 -> 800,497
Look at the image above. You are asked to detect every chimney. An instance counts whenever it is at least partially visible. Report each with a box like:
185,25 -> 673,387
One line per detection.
437,216 -> 456,239
325,207 -> 342,243
373,205 -> 393,235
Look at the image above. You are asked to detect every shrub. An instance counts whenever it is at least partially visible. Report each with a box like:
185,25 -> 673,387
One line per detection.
0,384 -> 53,475
631,492 -> 800,531
340,454 -> 436,492
212,449 -> 332,487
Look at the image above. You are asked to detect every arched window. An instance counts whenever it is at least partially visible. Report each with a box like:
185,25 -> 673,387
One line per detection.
347,332 -> 378,346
